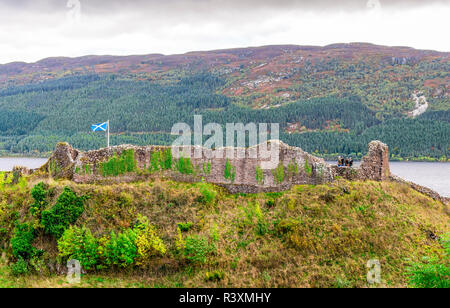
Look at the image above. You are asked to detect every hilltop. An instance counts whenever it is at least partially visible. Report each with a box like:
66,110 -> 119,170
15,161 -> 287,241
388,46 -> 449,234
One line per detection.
0,43 -> 448,159
0,170 -> 448,287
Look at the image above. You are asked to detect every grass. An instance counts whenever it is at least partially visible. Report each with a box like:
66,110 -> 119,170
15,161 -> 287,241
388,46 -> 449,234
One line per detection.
0,175 -> 448,288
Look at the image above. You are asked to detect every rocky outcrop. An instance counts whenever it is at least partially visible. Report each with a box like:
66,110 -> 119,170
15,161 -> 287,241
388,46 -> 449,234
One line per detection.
358,141 -> 390,181
42,142 -> 79,179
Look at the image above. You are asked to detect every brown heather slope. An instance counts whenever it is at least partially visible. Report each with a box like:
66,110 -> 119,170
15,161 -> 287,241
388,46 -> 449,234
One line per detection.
1,43 -> 448,111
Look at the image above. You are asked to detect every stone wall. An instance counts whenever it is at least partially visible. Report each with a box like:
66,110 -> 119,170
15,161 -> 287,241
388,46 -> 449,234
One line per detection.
358,140 -> 390,181
40,140 -> 392,193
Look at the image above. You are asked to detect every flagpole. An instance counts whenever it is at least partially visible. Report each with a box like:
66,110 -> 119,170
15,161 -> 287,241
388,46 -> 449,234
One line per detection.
107,120 -> 110,148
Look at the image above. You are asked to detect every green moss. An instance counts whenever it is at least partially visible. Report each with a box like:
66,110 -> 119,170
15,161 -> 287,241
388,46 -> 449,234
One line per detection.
273,163 -> 285,184
203,161 -> 212,176
256,166 -> 264,185
176,157 -> 194,175
224,159 -> 235,182
149,148 -> 173,173
82,164 -> 93,175
48,160 -> 61,177
100,149 -> 137,177
287,159 -> 298,178
304,160 -> 312,177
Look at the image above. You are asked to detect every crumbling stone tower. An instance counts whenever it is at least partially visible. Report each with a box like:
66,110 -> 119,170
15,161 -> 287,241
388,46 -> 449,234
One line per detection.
358,140 -> 390,181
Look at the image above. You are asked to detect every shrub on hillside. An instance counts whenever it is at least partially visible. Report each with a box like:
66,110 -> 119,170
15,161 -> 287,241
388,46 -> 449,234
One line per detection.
57,226 -> 99,270
103,229 -> 137,267
407,234 -> 450,288
30,182 -> 48,217
41,187 -> 86,238
10,223 -> 36,259
10,257 -> 29,276
184,235 -> 215,264
177,222 -> 194,232
198,183 -> 217,206
133,215 -> 166,265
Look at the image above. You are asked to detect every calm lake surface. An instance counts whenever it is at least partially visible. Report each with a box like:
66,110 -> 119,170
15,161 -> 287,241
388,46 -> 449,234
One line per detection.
326,161 -> 449,197
0,158 -> 48,172
0,158 -> 448,197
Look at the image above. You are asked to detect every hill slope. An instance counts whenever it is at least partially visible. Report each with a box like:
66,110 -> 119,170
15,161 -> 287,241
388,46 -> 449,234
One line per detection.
0,43 -> 448,159
0,175 -> 448,288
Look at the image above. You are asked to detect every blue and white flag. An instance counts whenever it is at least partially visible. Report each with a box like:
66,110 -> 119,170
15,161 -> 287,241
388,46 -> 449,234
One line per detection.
91,122 -> 108,132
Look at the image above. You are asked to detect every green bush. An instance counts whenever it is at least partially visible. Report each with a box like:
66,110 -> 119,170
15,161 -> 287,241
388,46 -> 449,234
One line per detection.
103,229 -> 137,267
177,222 -> 194,232
407,235 -> 450,288
41,187 -> 86,238
198,183 -> 217,205
238,202 -> 269,236
10,257 -> 29,276
57,226 -> 99,270
184,235 -> 215,264
205,270 -> 224,282
133,215 -> 166,265
30,182 -> 48,217
10,223 -> 36,259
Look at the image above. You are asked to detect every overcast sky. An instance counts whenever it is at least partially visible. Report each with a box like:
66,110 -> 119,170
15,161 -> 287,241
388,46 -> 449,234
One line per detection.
0,0 -> 449,64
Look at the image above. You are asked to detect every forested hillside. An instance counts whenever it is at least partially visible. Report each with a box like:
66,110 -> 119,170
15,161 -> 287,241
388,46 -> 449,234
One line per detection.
0,44 -> 448,159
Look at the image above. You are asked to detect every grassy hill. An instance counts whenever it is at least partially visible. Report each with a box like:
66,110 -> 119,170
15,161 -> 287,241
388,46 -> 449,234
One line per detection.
0,43 -> 448,159
0,174 -> 448,288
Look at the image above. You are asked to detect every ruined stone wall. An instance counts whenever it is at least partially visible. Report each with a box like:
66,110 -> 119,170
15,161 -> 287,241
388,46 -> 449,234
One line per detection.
41,140 -> 392,193
358,141 -> 390,181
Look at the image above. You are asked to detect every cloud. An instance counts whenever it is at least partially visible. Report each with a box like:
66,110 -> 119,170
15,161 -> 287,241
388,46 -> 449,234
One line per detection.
0,0 -> 448,63
2,0 -> 449,13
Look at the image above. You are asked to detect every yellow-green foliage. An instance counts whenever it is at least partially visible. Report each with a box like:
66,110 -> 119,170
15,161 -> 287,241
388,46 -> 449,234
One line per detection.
273,163 -> 285,184
0,172 -> 13,187
100,149 -> 137,177
304,160 -> 312,176
237,202 -> 268,236
256,166 -> 264,185
149,149 -> 172,172
133,215 -> 166,265
175,226 -> 185,252
82,164 -> 93,175
203,162 -> 211,175
224,159 -> 235,182
205,270 -> 224,282
57,226 -> 98,270
198,183 -> 217,205
287,159 -> 298,178
48,160 -> 61,177
176,157 -> 194,175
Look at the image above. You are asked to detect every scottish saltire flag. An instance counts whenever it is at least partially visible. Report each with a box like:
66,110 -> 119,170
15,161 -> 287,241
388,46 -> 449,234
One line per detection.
91,122 -> 108,132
